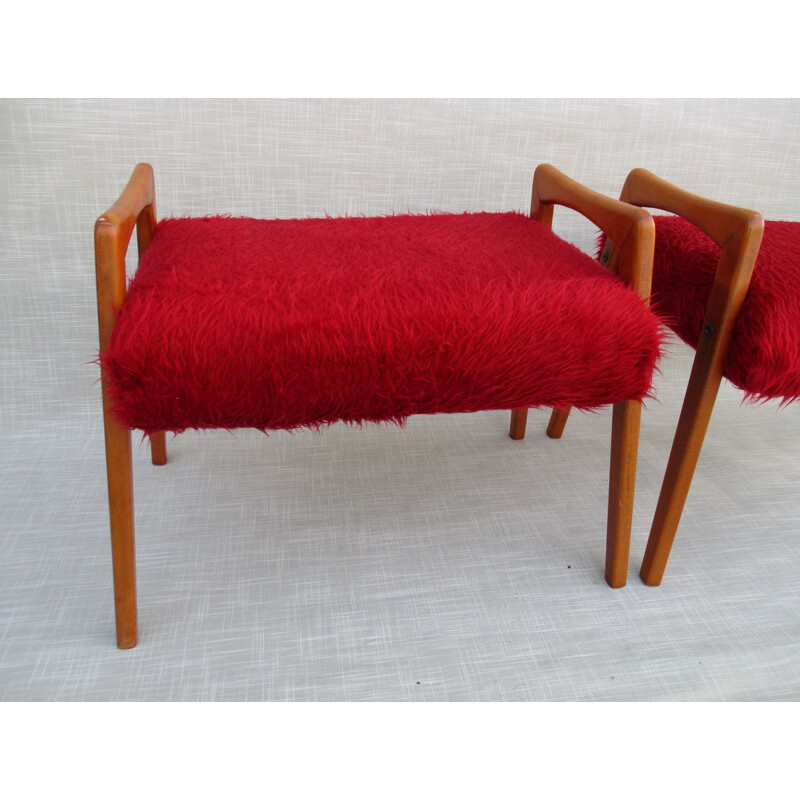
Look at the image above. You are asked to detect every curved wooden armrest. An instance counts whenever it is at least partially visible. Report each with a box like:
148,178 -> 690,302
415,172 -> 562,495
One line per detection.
532,163 -> 655,302
620,168 -> 763,251
618,167 -> 764,347
96,163 -> 156,241
95,163 -> 157,352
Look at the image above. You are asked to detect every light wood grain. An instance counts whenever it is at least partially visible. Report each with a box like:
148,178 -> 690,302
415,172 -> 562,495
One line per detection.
511,164 -> 656,587
95,163 -> 157,648
619,168 -> 764,586
150,431 -> 167,466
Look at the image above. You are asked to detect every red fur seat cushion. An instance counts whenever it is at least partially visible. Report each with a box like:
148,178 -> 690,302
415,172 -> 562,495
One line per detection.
103,212 -> 661,433
649,215 -> 800,403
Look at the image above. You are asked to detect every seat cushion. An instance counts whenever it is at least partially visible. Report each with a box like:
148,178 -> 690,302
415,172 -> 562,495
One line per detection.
650,215 -> 800,403
103,212 -> 661,433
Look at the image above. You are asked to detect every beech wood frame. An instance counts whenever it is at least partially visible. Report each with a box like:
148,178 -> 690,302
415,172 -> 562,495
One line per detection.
618,169 -> 764,585
536,168 -> 765,586
96,163 -> 654,649
508,164 -> 655,590
95,163 -> 158,648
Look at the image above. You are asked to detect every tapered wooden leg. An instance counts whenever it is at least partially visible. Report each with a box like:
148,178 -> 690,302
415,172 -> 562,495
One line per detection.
509,408 -> 528,440
95,165 -> 157,649
640,352 -> 725,586
546,408 -> 571,439
102,401 -> 137,649
605,399 -> 642,588
150,431 -> 167,465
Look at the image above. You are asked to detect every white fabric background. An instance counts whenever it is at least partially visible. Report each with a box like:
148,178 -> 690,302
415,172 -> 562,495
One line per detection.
1,98 -> 799,701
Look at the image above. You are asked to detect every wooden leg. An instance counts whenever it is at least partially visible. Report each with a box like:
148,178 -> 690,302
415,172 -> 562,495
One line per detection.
640,350 -> 725,586
94,167 -> 157,650
605,399 -> 642,588
102,400 -> 137,649
511,407 -> 571,440
150,431 -> 167,465
546,408 -> 571,439
509,408 -> 528,440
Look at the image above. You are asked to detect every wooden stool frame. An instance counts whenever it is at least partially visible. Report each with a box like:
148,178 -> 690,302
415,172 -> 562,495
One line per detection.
620,169 -> 764,585
96,163 -> 655,648
526,168 -> 765,586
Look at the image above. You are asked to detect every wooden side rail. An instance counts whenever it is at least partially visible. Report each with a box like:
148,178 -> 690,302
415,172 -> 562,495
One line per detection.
95,163 -> 160,649
510,164 -> 656,587
618,168 -> 764,585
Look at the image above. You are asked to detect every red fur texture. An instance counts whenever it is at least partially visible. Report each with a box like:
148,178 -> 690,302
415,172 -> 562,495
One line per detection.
103,212 -> 661,433
647,215 -> 800,403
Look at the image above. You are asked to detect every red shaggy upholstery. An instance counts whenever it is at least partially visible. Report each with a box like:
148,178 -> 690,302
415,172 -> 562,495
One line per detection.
103,212 -> 661,433
648,215 -> 800,403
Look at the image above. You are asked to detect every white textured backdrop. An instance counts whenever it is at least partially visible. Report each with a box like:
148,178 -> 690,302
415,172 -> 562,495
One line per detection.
1,98 -> 799,701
